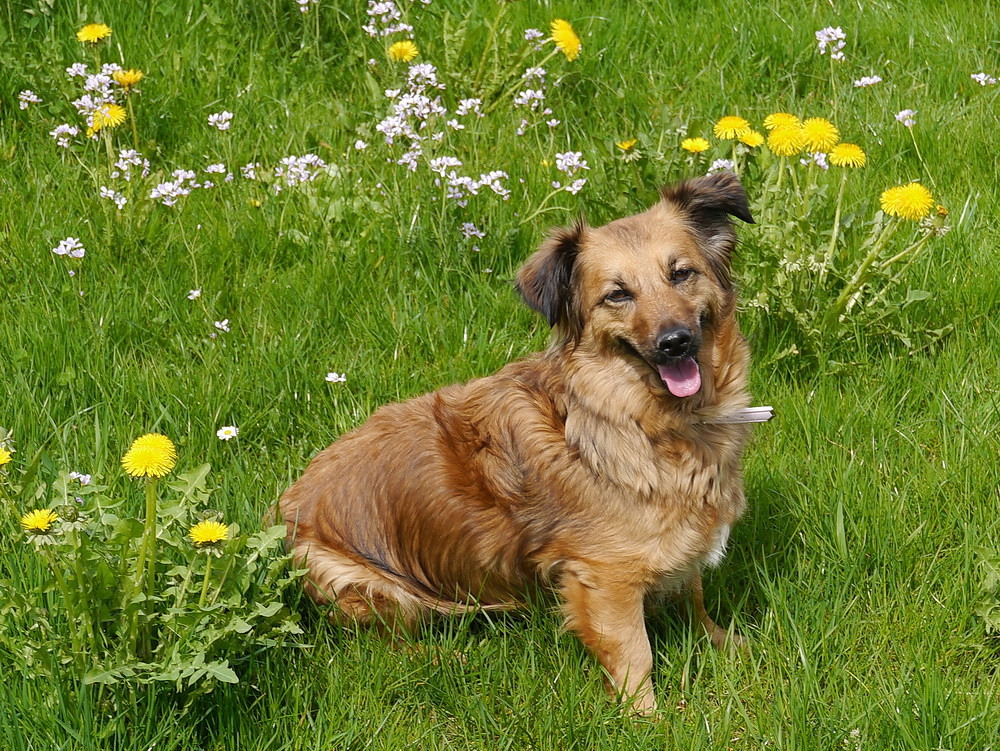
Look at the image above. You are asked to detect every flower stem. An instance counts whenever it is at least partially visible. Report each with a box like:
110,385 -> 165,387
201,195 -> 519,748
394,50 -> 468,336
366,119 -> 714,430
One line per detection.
820,170 -> 850,285
143,478 -> 158,599
823,217 -> 899,330
198,554 -> 213,609
126,93 -> 139,152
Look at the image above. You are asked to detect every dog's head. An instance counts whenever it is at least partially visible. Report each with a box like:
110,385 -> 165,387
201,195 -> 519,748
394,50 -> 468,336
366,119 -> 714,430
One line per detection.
516,172 -> 753,399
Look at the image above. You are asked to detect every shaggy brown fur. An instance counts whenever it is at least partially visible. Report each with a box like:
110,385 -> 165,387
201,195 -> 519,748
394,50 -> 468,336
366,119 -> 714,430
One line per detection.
279,172 -> 756,713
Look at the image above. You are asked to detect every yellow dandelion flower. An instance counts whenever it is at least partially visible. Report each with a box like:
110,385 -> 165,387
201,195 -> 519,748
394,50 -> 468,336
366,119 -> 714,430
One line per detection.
550,19 -> 581,62
829,143 -> 866,168
21,509 -> 58,534
880,183 -> 934,221
0,447 -> 11,467
388,40 -> 419,63
767,123 -> 805,156
713,116 -> 751,140
122,433 -> 177,478
77,23 -> 112,44
935,204 -> 948,217
189,519 -> 230,547
112,69 -> 144,90
763,112 -> 801,131
740,130 -> 765,148
801,117 -> 839,151
615,139 -> 637,152
680,137 -> 711,153
91,103 -> 127,132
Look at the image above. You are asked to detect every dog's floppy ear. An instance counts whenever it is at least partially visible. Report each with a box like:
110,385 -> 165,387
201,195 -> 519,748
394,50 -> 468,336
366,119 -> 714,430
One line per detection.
516,221 -> 585,331
659,172 -> 753,290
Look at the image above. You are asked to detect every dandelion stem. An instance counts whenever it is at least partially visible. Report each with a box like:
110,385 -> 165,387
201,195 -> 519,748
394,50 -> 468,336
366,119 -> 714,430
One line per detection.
44,549 -> 86,676
823,217 -> 900,329
878,230 -> 933,271
143,478 -> 158,599
198,554 -> 213,609
126,93 -> 139,152
821,170 -> 850,285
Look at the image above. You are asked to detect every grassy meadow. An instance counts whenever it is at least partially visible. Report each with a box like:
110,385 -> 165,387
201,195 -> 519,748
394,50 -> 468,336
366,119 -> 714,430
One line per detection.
2,0 -> 999,748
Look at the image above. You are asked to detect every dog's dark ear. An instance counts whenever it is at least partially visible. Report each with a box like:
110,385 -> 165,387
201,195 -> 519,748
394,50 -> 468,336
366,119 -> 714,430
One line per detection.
659,172 -> 753,289
516,221 -> 585,329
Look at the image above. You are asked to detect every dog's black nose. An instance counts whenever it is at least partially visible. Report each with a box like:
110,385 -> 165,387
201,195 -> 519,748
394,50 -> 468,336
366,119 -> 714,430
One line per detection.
656,327 -> 692,357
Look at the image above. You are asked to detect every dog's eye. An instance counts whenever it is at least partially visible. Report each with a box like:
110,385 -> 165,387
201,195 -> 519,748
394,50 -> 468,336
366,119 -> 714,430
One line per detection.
604,289 -> 633,304
670,268 -> 695,283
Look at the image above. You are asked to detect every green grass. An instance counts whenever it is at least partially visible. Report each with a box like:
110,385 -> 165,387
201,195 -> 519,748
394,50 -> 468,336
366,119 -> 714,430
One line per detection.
2,0 -> 999,748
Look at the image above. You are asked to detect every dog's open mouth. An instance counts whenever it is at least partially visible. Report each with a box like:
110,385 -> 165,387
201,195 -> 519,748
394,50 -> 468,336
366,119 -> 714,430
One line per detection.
656,357 -> 701,398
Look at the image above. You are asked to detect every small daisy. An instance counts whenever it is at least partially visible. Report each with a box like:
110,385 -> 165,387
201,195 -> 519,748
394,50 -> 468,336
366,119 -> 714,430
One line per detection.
326,372 -> 347,383
216,426 -> 239,441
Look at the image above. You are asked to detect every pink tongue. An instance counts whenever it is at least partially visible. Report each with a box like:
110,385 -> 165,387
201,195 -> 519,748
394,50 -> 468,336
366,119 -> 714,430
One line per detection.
657,357 -> 701,397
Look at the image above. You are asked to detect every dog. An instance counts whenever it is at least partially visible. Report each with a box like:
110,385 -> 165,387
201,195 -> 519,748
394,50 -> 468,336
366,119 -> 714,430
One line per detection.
278,171 -> 756,714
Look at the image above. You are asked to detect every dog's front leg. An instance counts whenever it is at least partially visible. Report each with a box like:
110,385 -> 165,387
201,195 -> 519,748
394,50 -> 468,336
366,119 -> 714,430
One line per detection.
559,565 -> 656,714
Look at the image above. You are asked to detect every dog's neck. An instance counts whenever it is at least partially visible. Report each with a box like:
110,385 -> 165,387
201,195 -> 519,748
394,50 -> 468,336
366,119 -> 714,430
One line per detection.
550,319 -> 750,496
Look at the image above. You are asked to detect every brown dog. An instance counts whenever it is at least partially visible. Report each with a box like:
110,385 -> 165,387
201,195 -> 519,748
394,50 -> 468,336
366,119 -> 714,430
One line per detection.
279,172 -> 755,713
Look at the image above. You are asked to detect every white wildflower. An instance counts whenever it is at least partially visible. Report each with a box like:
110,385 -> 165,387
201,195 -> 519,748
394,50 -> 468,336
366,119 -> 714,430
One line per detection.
853,75 -> 882,87
456,98 -> 483,117
325,372 -> 347,383
207,111 -> 233,130
971,72 -> 997,86
188,289 -> 202,300
354,139 -> 369,150
707,158 -> 736,174
815,26 -> 846,60
18,90 -> 42,110
52,237 -> 85,258
460,223 -> 485,239
214,319 -> 230,333
50,124 -> 80,148
99,186 -> 128,210
895,109 -> 917,127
